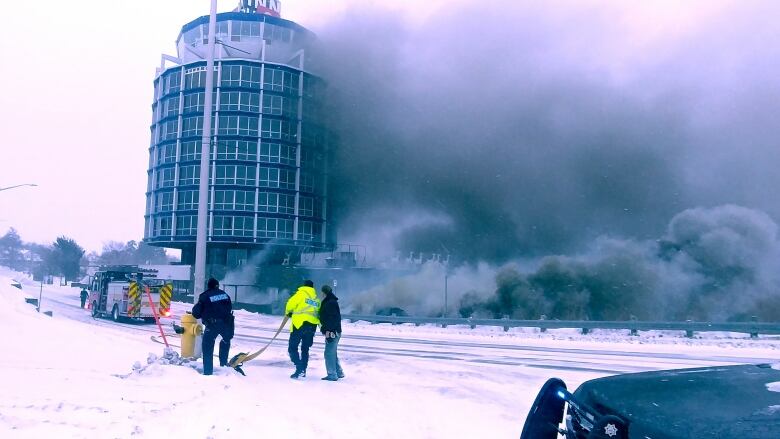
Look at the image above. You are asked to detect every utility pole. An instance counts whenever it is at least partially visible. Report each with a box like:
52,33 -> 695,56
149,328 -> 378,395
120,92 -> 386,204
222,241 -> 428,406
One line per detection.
193,0 -> 218,302
444,271 -> 448,317
442,252 -> 452,317
37,278 -> 43,312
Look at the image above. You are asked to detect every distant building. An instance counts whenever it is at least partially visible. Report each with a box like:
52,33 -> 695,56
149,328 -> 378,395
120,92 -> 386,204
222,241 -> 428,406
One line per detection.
144,1 -> 335,277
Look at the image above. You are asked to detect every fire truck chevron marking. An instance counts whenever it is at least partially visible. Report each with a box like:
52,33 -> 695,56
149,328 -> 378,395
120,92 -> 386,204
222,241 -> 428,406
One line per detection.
127,281 -> 141,317
158,283 -> 172,315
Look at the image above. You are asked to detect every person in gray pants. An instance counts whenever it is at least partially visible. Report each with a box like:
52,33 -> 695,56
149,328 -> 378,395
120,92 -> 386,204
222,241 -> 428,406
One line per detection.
318,285 -> 344,381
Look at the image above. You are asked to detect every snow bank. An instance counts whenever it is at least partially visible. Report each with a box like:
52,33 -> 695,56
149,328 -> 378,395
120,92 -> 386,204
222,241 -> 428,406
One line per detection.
0,268 -> 532,438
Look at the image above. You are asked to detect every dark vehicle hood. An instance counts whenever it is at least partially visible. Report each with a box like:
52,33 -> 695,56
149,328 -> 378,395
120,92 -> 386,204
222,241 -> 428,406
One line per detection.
573,364 -> 780,439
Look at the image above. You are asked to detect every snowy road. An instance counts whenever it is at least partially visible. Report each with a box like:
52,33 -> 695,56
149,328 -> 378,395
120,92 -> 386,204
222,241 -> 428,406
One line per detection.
43,284 -> 779,375
6,276 -> 778,438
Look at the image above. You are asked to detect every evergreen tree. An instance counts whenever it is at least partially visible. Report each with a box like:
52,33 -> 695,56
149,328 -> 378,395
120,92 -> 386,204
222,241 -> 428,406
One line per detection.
47,236 -> 85,280
0,228 -> 24,270
95,240 -> 170,265
135,240 -> 169,264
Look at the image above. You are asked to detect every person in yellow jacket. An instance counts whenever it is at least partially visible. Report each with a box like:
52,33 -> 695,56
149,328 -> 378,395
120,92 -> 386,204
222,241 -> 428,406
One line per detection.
285,280 -> 321,379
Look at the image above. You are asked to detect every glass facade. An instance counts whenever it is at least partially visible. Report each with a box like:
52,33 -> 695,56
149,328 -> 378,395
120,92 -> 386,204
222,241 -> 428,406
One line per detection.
145,12 -> 333,255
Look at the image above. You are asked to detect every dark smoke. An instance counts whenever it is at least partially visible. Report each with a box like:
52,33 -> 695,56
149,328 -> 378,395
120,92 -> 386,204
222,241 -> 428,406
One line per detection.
303,1 -> 780,320
342,205 -> 780,321
478,205 -> 780,321
312,1 -> 780,263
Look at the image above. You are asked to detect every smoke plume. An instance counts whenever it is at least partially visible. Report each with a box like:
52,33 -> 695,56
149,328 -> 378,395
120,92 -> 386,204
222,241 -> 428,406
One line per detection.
345,205 -> 780,321
301,1 -> 780,320
312,0 -> 780,263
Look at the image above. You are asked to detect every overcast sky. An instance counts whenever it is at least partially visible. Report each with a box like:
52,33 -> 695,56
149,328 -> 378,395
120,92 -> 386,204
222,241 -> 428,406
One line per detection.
0,0 -> 761,254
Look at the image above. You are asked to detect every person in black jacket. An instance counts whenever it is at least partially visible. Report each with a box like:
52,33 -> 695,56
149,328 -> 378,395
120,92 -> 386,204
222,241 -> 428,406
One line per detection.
192,278 -> 234,375
79,288 -> 89,308
319,284 -> 344,381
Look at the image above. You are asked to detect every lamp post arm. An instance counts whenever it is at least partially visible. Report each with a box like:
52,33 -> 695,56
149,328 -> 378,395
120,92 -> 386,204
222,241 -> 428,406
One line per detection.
0,183 -> 37,192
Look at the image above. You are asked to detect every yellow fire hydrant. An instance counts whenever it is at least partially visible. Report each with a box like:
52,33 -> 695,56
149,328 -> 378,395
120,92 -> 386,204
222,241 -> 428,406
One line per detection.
180,312 -> 203,358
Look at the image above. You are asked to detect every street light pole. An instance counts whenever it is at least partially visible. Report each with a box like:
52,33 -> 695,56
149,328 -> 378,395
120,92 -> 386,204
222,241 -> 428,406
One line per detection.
0,183 -> 37,192
193,0 -> 218,302
37,278 -> 43,313
444,271 -> 448,318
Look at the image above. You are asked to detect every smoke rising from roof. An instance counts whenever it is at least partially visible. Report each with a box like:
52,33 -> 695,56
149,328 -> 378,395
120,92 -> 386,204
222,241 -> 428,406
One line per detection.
345,205 -> 780,321
296,1 -> 780,320
313,0 -> 780,265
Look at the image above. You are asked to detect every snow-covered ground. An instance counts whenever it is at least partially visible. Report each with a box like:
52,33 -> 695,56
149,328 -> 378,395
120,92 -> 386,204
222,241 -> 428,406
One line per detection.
1,266 -> 778,438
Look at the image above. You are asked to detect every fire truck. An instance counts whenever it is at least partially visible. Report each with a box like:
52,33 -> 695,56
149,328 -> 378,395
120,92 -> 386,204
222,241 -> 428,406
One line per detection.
88,266 -> 172,323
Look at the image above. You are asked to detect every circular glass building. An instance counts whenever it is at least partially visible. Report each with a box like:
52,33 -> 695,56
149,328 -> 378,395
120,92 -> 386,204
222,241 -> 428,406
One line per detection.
144,5 -> 334,269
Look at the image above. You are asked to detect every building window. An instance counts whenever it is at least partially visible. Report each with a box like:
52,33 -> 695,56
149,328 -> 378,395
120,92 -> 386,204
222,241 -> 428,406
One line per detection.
264,67 -> 299,95
185,66 -> 206,89
300,172 -> 316,193
234,215 -> 254,237
215,164 -> 256,186
299,196 -> 313,217
231,20 -> 261,41
259,142 -> 295,165
257,217 -> 293,239
221,65 -> 241,88
221,64 -> 261,89
220,91 -> 260,112
162,96 -> 179,118
157,167 -> 175,189
216,140 -> 257,161
235,190 -> 255,211
214,189 -> 254,211
240,65 -> 261,88
258,192 -> 294,214
257,192 -> 277,213
182,116 -> 203,138
302,74 -> 323,100
216,21 -> 229,38
213,215 -> 254,237
298,220 -> 314,241
263,23 -> 292,43
212,215 -> 232,236
301,148 -> 325,170
263,94 -> 281,115
176,214 -> 196,236
281,193 -> 295,214
184,27 -> 201,46
155,215 -> 172,236
218,115 -> 259,136
313,197 -> 322,218
220,91 -> 237,111
179,165 -> 200,186
159,120 -> 178,141
261,118 -> 296,141
165,72 -> 181,94
183,92 -> 204,114
178,190 -> 199,210
156,191 -> 174,212
313,222 -> 323,240
301,123 -> 326,149
157,143 -> 177,165
258,167 -> 294,189
261,94 -> 296,117
180,140 -> 202,162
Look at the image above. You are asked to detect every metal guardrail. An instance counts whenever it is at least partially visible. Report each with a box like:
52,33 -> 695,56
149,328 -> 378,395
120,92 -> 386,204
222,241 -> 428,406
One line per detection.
343,314 -> 780,338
